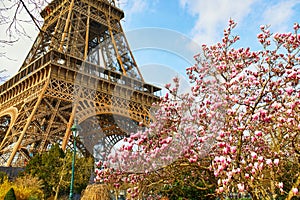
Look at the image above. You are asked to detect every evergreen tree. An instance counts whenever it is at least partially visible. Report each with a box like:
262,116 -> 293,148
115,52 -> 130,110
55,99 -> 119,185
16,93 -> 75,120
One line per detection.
4,188 -> 16,200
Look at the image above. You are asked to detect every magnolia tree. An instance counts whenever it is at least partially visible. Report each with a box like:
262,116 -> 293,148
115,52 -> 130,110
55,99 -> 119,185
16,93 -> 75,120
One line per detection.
95,20 -> 300,200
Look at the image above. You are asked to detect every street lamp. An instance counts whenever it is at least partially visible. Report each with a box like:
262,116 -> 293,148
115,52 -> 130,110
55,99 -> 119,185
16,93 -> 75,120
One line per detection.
69,119 -> 80,200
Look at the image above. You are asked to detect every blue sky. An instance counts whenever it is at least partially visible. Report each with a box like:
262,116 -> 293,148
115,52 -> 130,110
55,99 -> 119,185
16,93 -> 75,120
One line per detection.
118,0 -> 300,88
1,0 -> 300,88
120,0 -> 300,43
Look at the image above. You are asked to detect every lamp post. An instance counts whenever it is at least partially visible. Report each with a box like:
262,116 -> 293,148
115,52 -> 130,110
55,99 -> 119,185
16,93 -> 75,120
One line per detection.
69,119 -> 80,200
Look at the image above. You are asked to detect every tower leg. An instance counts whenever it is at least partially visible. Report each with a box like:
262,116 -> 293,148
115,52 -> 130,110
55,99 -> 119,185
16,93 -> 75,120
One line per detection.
6,97 -> 43,166
0,107 -> 18,148
61,96 -> 80,151
6,79 -> 50,166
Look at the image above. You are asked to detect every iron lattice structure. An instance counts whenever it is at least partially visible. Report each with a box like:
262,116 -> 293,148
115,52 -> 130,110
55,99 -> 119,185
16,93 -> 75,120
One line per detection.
0,0 -> 160,166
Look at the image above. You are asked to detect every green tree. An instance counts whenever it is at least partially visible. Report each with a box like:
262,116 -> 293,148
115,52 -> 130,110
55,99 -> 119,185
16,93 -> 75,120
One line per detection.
73,154 -> 94,193
4,188 -> 16,200
25,144 -> 64,197
25,144 -> 94,198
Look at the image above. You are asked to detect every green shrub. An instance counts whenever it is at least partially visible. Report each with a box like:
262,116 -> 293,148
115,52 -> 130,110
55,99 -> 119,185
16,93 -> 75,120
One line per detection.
4,188 -> 16,200
28,195 -> 40,200
0,174 -> 44,200
13,174 -> 44,199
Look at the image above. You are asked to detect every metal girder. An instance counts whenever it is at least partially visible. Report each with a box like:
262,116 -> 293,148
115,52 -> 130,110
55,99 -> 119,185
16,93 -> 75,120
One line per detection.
0,0 -> 160,166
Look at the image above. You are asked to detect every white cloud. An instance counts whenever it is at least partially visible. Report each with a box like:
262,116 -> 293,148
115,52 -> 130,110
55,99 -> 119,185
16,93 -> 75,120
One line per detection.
117,0 -> 160,16
180,0 -> 258,45
262,0 -> 300,32
117,0 -> 148,15
117,0 -> 159,27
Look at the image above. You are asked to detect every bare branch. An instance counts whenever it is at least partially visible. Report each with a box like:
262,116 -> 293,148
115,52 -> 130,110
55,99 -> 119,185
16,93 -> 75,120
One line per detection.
19,0 -> 42,33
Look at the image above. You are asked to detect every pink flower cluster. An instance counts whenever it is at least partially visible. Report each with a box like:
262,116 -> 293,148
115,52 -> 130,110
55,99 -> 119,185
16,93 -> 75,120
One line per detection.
94,20 -> 300,199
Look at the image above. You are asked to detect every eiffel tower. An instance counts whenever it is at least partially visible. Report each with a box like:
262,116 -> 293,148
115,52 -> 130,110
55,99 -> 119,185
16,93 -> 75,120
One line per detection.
0,0 -> 160,167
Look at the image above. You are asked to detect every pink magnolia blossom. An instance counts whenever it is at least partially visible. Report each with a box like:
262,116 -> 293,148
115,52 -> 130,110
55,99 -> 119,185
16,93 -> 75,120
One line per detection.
251,152 -> 257,159
285,87 -> 294,95
292,188 -> 298,195
165,83 -> 171,89
294,22 -> 300,30
230,146 -> 237,154
255,131 -> 263,137
259,163 -> 264,170
254,162 -> 259,169
237,183 -> 245,192
245,174 -> 250,179
266,159 -> 272,166
94,20 -> 300,199
218,187 -> 224,193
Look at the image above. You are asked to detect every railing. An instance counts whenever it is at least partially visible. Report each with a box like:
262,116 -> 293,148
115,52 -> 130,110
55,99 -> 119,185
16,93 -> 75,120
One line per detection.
0,166 -> 24,180
0,50 -> 161,97
50,50 -> 161,96
0,51 -> 52,94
